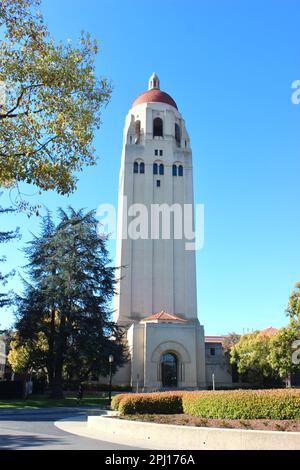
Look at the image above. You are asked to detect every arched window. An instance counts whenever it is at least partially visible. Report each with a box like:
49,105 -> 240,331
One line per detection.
153,163 -> 158,175
175,123 -> 181,147
135,120 -> 141,144
153,117 -> 163,137
178,165 -> 183,176
159,163 -> 164,175
172,164 -> 177,176
140,162 -> 145,174
133,161 -> 139,174
161,353 -> 178,387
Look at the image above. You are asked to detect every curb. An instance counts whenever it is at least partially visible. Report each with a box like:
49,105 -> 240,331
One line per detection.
86,415 -> 300,450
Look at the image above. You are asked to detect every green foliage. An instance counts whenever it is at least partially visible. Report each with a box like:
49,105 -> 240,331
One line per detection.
15,207 -> 128,398
7,332 -> 48,374
230,331 -> 276,381
182,389 -> 300,420
0,0 -> 112,195
266,281 -> 300,381
229,283 -> 300,384
0,394 -> 108,409
268,326 -> 300,379
286,282 -> 300,323
112,390 -> 300,419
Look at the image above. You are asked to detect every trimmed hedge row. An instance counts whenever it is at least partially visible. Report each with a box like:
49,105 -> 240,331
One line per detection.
111,392 -> 185,415
111,389 -> 300,419
183,389 -> 300,420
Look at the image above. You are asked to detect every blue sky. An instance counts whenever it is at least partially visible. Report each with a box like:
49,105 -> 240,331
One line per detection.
1,0 -> 300,334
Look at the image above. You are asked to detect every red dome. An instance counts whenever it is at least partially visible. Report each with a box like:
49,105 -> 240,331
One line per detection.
131,88 -> 178,110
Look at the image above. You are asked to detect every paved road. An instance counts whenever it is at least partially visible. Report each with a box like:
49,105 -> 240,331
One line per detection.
0,408 -> 140,450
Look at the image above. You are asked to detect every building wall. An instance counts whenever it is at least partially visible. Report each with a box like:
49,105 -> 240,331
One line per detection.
113,77 -> 206,389
205,342 -> 233,387
114,101 -> 198,325
113,321 -> 206,390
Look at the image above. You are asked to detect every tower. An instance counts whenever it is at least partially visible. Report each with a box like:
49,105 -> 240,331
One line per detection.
114,74 -> 206,389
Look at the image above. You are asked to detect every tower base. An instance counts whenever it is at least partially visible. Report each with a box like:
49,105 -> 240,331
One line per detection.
113,318 -> 206,391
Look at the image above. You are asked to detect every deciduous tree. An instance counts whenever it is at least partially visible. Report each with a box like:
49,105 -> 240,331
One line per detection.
268,326 -> 300,385
230,331 -> 276,384
0,0 -> 111,195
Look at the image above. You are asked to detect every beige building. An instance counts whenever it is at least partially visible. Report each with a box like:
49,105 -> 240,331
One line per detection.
205,336 -> 234,388
113,74 -> 206,390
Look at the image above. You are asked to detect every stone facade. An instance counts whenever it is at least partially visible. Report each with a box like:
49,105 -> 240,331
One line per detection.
205,336 -> 233,388
113,74 -> 206,389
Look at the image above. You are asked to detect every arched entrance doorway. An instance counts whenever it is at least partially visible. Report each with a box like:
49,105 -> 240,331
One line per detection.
161,353 -> 178,387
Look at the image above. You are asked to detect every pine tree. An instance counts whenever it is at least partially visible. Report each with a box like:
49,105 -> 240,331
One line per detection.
15,207 -> 127,398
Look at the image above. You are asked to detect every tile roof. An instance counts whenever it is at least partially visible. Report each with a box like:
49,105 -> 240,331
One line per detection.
132,89 -> 178,110
141,310 -> 187,323
205,336 -> 224,344
260,326 -> 278,336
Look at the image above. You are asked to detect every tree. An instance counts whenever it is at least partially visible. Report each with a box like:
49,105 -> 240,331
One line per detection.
285,281 -> 300,323
230,331 -> 277,384
268,282 -> 300,386
222,332 -> 241,380
0,195 -> 19,308
222,332 -> 240,356
268,326 -> 300,386
0,0 -> 112,195
7,331 -> 48,375
15,208 -> 127,398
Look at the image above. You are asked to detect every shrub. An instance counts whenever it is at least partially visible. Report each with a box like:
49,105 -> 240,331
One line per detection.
113,391 -> 184,415
111,393 -> 131,411
182,389 -> 300,420
111,389 -> 300,419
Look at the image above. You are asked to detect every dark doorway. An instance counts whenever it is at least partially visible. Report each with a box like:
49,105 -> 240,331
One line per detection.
161,353 -> 178,387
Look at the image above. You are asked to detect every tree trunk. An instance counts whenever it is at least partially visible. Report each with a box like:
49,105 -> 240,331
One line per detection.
49,311 -> 67,399
47,306 -> 56,388
49,369 -> 64,399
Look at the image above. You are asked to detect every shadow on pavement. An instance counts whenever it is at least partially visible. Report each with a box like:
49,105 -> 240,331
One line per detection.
0,408 -> 102,422
0,433 -> 62,449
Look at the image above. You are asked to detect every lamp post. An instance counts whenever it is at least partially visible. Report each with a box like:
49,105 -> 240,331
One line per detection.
108,354 -> 114,406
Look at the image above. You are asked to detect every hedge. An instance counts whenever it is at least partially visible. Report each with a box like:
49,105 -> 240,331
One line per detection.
112,389 -> 300,419
111,393 -> 132,411
112,392 -> 185,415
182,389 -> 300,420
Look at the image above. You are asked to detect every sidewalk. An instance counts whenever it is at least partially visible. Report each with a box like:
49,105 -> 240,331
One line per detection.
55,411 -> 153,450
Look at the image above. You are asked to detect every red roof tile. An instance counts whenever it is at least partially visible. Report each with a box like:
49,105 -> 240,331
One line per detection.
132,89 -> 178,109
142,310 -> 187,323
260,326 -> 278,336
205,336 -> 224,344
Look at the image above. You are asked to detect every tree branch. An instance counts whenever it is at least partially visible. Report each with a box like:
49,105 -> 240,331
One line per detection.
0,83 -> 45,119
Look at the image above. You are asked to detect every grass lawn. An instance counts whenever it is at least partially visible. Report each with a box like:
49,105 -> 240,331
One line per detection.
0,394 -> 108,409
